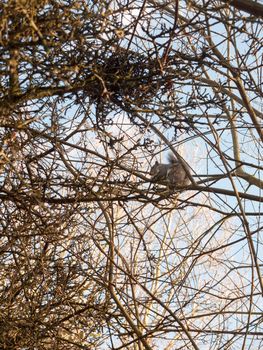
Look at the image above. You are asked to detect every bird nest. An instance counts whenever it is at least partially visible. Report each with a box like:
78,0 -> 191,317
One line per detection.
90,51 -> 161,103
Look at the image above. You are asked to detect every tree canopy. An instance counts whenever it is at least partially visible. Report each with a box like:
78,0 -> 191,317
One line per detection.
0,0 -> 262,349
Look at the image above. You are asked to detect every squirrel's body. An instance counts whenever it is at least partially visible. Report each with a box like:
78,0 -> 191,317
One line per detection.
150,153 -> 191,188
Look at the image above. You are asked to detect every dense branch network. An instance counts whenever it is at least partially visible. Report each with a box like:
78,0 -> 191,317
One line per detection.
0,1 -> 262,350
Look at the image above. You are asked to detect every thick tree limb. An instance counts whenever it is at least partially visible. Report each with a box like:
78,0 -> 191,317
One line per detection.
219,0 -> 263,17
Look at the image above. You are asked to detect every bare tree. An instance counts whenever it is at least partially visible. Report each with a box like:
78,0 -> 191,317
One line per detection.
0,0 -> 262,349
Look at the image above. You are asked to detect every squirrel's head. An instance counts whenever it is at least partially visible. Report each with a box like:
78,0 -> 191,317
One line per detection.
150,160 -> 159,175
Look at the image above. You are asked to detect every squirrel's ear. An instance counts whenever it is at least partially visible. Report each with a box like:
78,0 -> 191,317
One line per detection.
155,160 -> 159,165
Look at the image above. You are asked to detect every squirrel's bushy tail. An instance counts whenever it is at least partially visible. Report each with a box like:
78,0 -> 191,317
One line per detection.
167,153 -> 178,164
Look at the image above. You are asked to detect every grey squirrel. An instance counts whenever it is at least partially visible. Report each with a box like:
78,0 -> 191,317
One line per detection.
150,153 -> 191,188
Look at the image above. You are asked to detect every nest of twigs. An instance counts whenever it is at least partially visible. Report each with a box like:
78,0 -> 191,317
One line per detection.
90,51 -> 161,103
